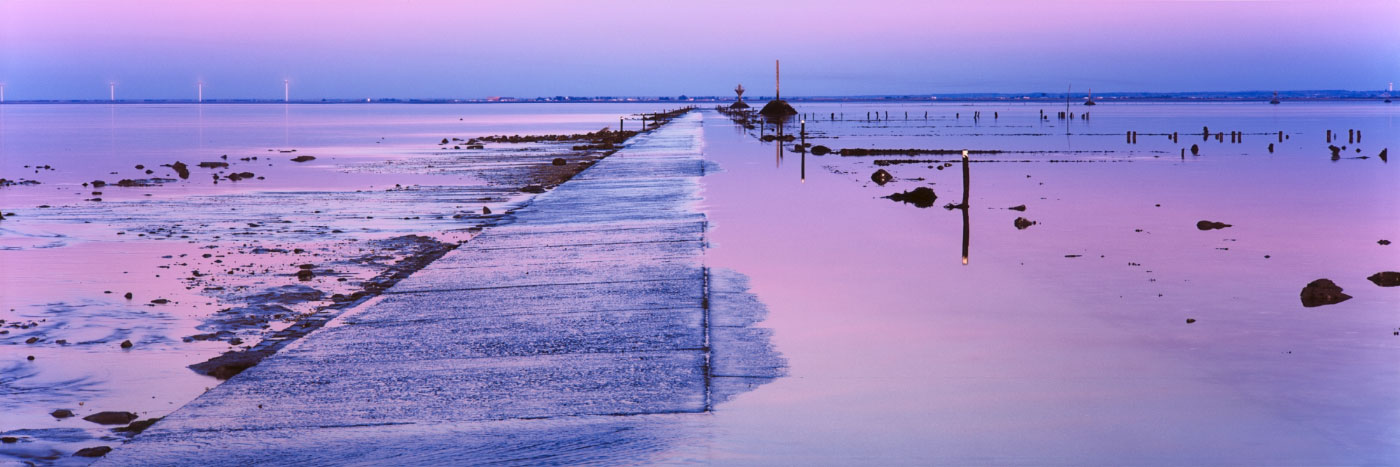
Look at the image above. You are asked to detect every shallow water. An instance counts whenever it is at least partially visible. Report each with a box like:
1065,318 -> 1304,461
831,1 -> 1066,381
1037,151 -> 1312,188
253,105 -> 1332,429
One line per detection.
695,102 -> 1399,465
0,102 -> 676,464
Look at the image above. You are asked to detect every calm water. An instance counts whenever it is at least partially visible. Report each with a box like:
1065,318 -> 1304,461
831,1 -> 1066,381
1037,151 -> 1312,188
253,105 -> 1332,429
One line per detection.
696,102 -> 1399,465
2,101 -> 1397,465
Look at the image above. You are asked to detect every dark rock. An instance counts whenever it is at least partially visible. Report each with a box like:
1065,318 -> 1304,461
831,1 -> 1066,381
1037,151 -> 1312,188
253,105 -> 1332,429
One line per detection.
25,336 -> 38,344
1367,271 -> 1400,287
482,206 -> 492,215
82,411 -> 138,425
885,187 -> 938,208
552,157 -> 567,166
51,409 -> 75,419
1014,217 -> 1036,230
1186,318 -> 1196,324
1196,220 -> 1232,230
1,437 -> 17,443
1300,279 -> 1352,307
74,446 -> 113,457
760,134 -> 777,142
123,292 -> 133,299
120,340 -> 133,348
870,169 -> 893,185
1380,148 -> 1388,162
291,155 -> 316,162
197,162 -> 229,169
1190,144 -> 1200,156
1380,239 -> 1392,245
296,269 -> 315,281
165,161 -> 190,179
90,180 -> 107,188
521,185 -> 546,193
113,417 -> 163,435
1008,205 -> 1026,211
150,298 -> 169,304
811,145 -> 831,156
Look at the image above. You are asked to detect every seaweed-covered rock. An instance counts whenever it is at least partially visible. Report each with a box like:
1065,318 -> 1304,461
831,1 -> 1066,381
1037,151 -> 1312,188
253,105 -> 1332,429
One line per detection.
1367,271 -> 1400,287
1196,220 -> 1232,230
1300,279 -> 1352,307
82,411 -> 138,425
810,145 -> 831,156
885,187 -> 938,208
73,446 -> 112,457
291,155 -> 316,162
1014,217 -> 1037,230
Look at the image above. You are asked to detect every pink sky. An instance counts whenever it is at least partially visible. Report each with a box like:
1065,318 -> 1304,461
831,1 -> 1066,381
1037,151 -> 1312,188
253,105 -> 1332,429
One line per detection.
2,0 -> 1397,99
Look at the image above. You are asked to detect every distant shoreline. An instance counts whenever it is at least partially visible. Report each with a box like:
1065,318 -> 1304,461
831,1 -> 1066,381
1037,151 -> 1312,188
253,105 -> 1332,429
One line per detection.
0,90 -> 1392,105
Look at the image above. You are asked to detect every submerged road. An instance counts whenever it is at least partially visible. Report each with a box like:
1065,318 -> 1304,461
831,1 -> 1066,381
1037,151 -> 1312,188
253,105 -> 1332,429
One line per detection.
102,111 -> 783,465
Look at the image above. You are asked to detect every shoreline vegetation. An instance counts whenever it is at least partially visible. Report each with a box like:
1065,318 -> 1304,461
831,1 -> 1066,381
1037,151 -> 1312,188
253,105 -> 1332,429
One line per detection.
0,89 -> 1394,105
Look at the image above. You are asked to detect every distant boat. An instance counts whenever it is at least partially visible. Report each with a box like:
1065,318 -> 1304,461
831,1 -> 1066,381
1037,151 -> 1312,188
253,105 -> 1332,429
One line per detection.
1083,88 -> 1096,106
1269,91 -> 1280,105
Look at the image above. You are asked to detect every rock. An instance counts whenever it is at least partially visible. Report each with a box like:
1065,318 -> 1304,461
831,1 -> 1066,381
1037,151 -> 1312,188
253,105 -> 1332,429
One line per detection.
1008,205 -> 1026,211
296,269 -> 315,281
82,411 -> 138,425
1186,318 -> 1197,324
1190,144 -> 1199,156
1300,279 -> 1352,307
521,185 -> 546,193
73,446 -> 113,457
1381,240 -> 1392,245
1013,217 -> 1036,230
150,298 -> 169,304
197,161 -> 229,169
885,187 -> 938,208
482,206 -> 492,215
90,180 -> 107,188
1380,148 -> 1388,162
760,135 -> 777,142
120,340 -> 133,348
811,145 -> 831,156
1,437 -> 17,443
25,336 -> 38,344
870,169 -> 893,185
440,138 -> 449,145
1328,145 -> 1342,160
113,417 -> 163,435
124,292 -> 133,299
166,161 -> 190,179
51,409 -> 75,419
291,155 -> 316,162
1196,220 -> 1232,230
1367,271 -> 1400,287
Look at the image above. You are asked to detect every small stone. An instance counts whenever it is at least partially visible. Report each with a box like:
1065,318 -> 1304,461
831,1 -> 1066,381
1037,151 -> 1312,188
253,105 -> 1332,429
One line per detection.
290,155 -> 316,162
482,206 -> 492,215
811,145 -> 831,156
884,187 -> 938,208
1,437 -> 17,443
51,409 -> 75,419
1186,318 -> 1196,324
1008,205 -> 1026,211
1380,240 -> 1391,245
551,158 -> 567,166
296,269 -> 315,281
870,169 -> 893,185
124,292 -> 133,299
82,411 -> 139,425
73,446 -> 113,457
1196,220 -> 1232,231
1013,217 -> 1036,230
120,340 -> 133,349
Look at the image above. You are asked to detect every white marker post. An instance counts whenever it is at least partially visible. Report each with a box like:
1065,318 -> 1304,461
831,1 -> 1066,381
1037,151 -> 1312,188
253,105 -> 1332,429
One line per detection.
284,80 -> 289,103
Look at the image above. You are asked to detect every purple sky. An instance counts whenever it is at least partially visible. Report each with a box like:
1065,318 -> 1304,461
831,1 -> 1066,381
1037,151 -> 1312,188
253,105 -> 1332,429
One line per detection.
2,0 -> 1397,100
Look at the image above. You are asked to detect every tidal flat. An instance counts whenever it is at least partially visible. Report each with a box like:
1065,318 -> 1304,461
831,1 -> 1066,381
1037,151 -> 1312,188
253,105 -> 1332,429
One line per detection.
2,101 -> 1398,465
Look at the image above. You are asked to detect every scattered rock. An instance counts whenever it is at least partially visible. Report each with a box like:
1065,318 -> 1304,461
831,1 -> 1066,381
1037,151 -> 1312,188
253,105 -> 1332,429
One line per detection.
811,145 -> 831,156
1,437 -> 17,443
164,161 -> 190,179
1190,144 -> 1199,156
1380,148 -> 1388,162
1013,217 -> 1036,230
73,446 -> 113,457
1380,240 -> 1392,245
113,417 -> 163,435
1300,279 -> 1352,307
870,169 -> 893,185
120,340 -> 133,348
51,409 -> 75,419
296,269 -> 315,281
884,187 -> 938,208
1186,318 -> 1196,324
482,206 -> 492,215
1329,145 -> 1341,160
291,155 -> 316,163
1008,205 -> 1026,211
124,292 -> 133,299
1196,220 -> 1232,231
1367,271 -> 1400,287
551,158 -> 567,166
197,162 -> 229,169
82,411 -> 139,425
521,185 -> 546,193
150,298 -> 169,304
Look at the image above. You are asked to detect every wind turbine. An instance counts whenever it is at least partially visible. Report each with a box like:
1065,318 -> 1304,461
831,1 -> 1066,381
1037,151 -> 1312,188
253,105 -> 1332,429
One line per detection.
284,80 -> 289,103
109,82 -> 116,102
198,81 -> 204,103
1,83 -> 5,103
